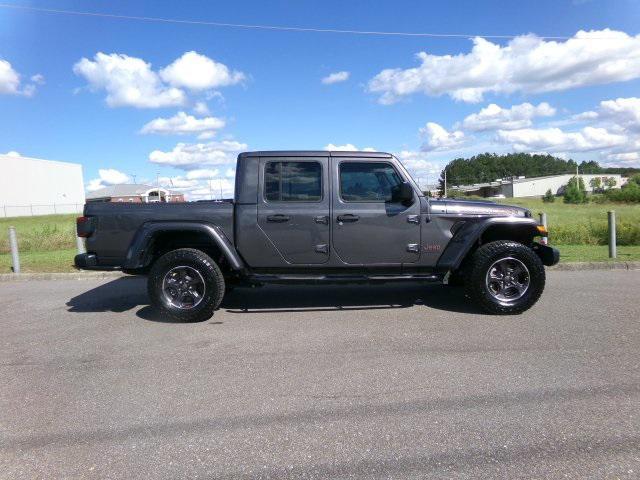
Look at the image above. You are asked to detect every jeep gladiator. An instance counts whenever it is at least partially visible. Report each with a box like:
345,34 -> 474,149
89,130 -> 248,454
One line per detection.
75,151 -> 559,321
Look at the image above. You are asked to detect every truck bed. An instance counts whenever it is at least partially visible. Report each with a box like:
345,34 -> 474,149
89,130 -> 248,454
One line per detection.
83,201 -> 234,266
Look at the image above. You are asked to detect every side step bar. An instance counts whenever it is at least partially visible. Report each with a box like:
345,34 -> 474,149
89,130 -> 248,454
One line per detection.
247,273 -> 443,285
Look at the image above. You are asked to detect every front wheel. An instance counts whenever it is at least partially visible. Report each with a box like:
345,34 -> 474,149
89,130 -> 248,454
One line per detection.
148,248 -> 225,322
464,240 -> 545,315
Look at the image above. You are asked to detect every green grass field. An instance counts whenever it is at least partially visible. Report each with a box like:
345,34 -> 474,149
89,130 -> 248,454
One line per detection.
0,214 -> 78,253
1,200 -> 639,272
496,197 -> 640,245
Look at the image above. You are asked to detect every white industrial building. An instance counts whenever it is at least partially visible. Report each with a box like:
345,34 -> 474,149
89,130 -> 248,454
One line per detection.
0,154 -> 85,217
455,173 -> 625,198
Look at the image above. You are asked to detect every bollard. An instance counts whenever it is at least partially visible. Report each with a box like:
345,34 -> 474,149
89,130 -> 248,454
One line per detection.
538,212 -> 548,245
608,211 -> 617,259
76,235 -> 86,254
8,226 -> 20,274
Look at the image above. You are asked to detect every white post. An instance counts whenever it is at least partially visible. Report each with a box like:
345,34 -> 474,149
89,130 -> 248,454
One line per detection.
538,212 -> 548,245
76,235 -> 86,254
9,226 -> 20,274
608,211 -> 617,259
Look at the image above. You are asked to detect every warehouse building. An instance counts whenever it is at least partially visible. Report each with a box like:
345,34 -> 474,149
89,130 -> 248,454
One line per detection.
454,173 -> 625,198
0,153 -> 85,217
86,184 -> 185,203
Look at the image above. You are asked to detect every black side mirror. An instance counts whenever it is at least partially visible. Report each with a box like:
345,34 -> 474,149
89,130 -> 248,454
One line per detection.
391,182 -> 414,206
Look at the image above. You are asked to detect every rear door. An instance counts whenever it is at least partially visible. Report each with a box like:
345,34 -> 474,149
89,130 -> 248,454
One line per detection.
331,158 -> 421,265
257,156 -> 330,264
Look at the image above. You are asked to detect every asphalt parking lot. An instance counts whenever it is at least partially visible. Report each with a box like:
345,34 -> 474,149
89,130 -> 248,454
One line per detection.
1,270 -> 639,479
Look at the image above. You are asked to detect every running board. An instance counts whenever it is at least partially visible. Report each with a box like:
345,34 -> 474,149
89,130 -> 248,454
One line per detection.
247,273 -> 443,285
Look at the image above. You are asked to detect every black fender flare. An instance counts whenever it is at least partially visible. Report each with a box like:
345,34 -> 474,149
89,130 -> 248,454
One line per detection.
436,217 -> 541,271
122,221 -> 245,271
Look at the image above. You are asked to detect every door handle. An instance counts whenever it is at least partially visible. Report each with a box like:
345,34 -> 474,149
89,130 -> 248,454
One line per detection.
266,214 -> 290,223
337,214 -> 359,223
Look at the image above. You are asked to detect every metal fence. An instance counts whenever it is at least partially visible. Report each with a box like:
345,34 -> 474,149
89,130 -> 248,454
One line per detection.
1,203 -> 83,218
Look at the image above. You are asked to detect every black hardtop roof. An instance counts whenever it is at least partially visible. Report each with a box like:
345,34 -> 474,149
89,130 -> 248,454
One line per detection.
238,150 -> 392,159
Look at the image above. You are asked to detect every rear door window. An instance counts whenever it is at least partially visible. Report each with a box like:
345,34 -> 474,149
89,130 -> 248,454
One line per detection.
264,161 -> 322,202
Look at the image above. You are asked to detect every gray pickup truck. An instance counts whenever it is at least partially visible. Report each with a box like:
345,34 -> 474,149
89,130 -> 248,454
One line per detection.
76,150 -> 559,321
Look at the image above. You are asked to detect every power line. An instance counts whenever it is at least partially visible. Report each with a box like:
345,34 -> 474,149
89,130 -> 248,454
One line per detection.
0,3 -> 623,40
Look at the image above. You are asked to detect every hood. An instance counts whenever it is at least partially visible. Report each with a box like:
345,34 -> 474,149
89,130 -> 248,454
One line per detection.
430,199 -> 531,218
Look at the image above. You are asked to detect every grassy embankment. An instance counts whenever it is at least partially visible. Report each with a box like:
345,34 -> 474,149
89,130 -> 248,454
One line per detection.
1,200 -> 639,272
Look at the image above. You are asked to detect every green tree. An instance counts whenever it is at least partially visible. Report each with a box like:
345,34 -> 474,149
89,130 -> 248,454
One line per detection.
628,173 -> 640,187
589,177 -> 602,192
542,189 -> 555,203
563,176 -> 588,204
605,177 -> 617,189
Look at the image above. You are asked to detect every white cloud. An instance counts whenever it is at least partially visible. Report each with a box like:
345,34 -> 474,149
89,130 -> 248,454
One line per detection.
496,126 -> 629,153
86,168 -> 131,192
324,143 -> 376,152
0,59 -> 41,97
185,168 -> 220,180
30,74 -> 45,85
193,101 -> 210,115
394,150 -> 443,180
321,71 -> 350,85
74,53 -> 186,108
97,168 -> 130,184
149,140 -> 247,169
74,51 -> 244,108
2,151 -> 21,157
159,51 -> 245,91
461,102 -> 556,131
368,29 -> 640,104
607,152 -> 639,163
158,173 -> 235,200
140,111 -> 225,136
420,122 -> 466,151
583,97 -> 640,131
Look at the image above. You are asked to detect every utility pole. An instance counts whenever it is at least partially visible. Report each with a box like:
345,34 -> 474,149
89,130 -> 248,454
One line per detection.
444,169 -> 447,198
219,179 -> 223,199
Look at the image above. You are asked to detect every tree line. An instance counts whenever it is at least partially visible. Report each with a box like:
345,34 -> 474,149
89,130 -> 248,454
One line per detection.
438,153 -> 639,190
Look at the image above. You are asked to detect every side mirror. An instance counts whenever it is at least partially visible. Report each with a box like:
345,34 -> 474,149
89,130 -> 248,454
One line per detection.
391,182 -> 414,206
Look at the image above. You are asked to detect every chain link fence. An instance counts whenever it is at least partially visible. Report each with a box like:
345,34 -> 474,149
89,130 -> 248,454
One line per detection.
1,203 -> 83,218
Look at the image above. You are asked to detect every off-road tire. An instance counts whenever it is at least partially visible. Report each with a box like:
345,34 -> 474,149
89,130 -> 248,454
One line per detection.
464,240 -> 545,315
148,248 -> 225,322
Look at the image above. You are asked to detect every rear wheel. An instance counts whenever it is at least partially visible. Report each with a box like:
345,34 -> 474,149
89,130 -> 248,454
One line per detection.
148,248 -> 225,322
464,240 -> 545,314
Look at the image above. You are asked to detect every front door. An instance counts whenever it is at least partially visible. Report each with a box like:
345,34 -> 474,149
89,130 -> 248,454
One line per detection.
257,156 -> 330,264
332,159 -> 421,265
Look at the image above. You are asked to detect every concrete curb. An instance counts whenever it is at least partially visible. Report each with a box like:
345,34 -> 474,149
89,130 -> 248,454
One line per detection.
0,271 -> 127,282
549,261 -> 640,271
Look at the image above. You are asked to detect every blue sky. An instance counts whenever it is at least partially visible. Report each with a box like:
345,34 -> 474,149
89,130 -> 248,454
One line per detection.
1,0 -> 640,197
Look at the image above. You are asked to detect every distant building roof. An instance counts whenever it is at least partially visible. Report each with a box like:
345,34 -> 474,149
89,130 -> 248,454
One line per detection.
86,184 -> 181,200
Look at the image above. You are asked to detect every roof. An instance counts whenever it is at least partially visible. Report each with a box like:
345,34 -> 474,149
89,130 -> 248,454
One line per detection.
238,150 -> 392,159
0,153 -> 82,169
86,184 -> 181,200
